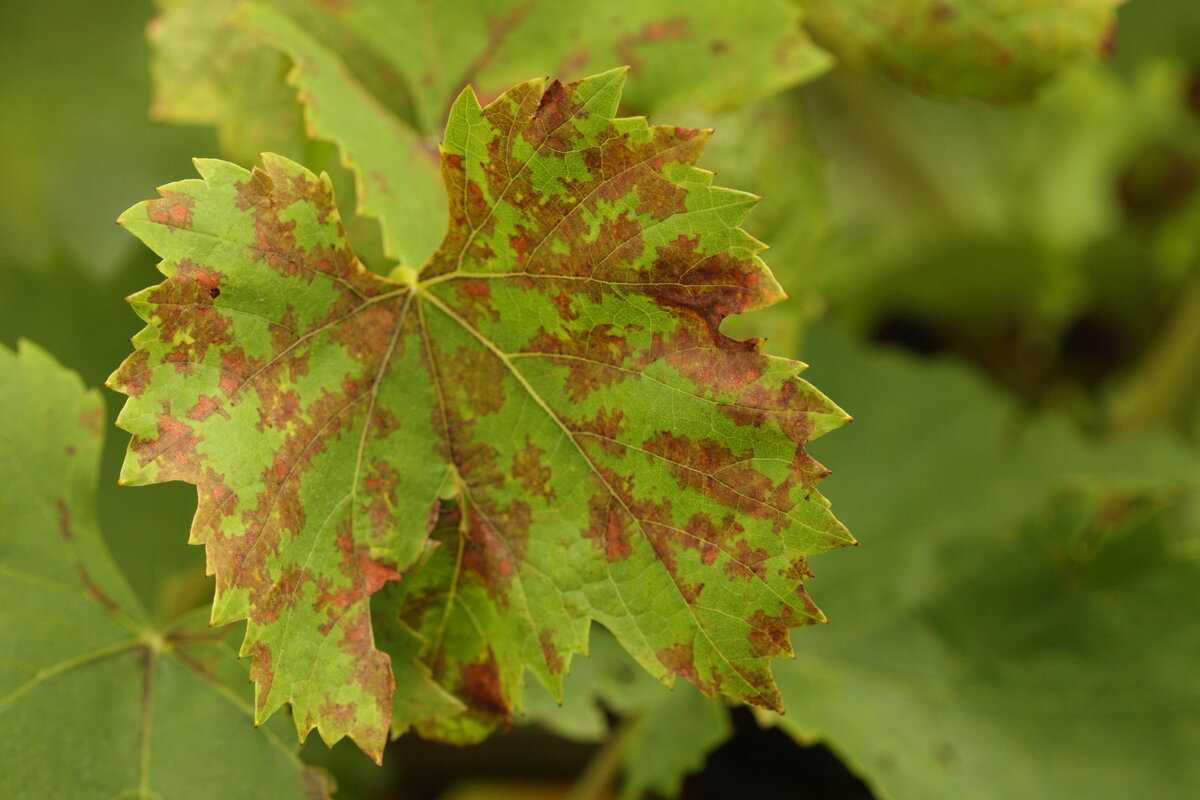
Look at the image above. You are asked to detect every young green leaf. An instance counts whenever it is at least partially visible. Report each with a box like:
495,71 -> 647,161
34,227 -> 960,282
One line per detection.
108,69 -> 853,759
802,0 -> 1123,101
0,341 -> 328,799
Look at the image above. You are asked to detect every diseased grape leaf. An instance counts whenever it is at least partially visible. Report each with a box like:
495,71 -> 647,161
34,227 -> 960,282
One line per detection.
525,627 -> 730,800
766,327 -> 1200,800
148,0 -> 832,268
802,0 -> 1123,101
0,341 -> 329,800
108,69 -> 852,760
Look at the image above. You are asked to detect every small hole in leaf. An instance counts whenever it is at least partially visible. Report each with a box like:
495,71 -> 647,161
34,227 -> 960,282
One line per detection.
209,287 -> 221,299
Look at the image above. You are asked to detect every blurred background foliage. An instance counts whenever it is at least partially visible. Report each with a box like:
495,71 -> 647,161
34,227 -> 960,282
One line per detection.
1,0 -> 1198,798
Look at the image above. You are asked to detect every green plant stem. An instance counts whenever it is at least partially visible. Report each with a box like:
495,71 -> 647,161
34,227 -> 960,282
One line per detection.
567,717 -> 641,800
1111,279 -> 1200,434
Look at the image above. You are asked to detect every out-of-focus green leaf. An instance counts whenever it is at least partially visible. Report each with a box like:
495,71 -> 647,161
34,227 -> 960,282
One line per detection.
809,61 -> 1198,268
149,0 -> 309,162
766,326 -> 1200,800
148,0 -> 831,268
802,0 -> 1123,101
305,0 -> 830,132
0,253 -> 202,620
618,686 -> 729,800
0,0 -> 213,278
0,342 -> 329,799
794,59 -> 1200,407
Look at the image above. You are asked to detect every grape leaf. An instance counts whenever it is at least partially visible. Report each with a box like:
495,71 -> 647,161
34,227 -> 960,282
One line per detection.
264,0 -> 831,134
148,0 -> 832,268
768,327 -> 1200,799
108,69 -> 852,759
148,0 -> 310,164
802,0 -> 1123,101
0,341 -> 329,799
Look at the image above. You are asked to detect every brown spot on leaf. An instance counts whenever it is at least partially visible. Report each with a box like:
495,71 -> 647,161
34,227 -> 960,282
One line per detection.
148,260 -> 231,373
539,629 -> 564,674
147,191 -> 194,229
526,322 -> 636,402
187,394 -> 228,422
79,406 -> 105,437
657,641 -> 699,683
747,607 -> 796,658
111,350 -> 150,398
440,345 -> 508,416
784,558 -> 814,583
461,497 -> 530,597
54,498 -> 74,540
725,540 -> 770,582
585,495 -> 633,561
571,408 -> 627,454
511,436 -> 555,501
249,642 -> 274,705
454,279 -> 501,327
458,648 -> 511,721
76,564 -> 119,612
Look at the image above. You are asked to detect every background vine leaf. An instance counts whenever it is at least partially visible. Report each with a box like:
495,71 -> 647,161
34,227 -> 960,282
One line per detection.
768,327 -> 1200,800
0,342 -> 329,800
0,254 -> 204,618
801,0 -> 1124,101
148,0 -> 832,269
108,68 -> 852,758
